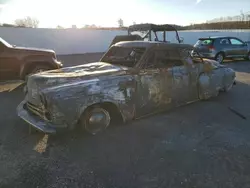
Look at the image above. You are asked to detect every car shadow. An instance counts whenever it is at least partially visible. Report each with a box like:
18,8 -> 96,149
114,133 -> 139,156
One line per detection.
1,77 -> 250,188
30,80 -> 250,160
1,68 -> 250,160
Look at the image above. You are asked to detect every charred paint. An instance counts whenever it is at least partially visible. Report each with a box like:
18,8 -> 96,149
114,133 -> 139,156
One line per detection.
17,41 -> 236,134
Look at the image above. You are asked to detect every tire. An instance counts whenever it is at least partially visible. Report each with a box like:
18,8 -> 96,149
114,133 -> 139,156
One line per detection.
215,52 -> 224,64
80,107 -> 111,135
25,65 -> 51,81
245,52 -> 250,61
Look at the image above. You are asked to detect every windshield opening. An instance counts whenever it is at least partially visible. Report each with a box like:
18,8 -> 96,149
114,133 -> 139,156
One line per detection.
101,46 -> 146,67
130,30 -> 150,40
0,38 -> 13,48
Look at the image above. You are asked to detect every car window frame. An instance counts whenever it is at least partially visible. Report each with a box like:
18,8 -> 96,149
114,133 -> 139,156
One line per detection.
195,39 -> 214,46
100,46 -> 146,68
219,38 -> 230,45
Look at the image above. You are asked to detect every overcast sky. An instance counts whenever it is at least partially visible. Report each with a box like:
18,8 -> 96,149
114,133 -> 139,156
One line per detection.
0,0 -> 249,28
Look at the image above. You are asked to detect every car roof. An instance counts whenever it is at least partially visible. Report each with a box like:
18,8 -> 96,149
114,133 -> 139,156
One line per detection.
198,36 -> 235,40
113,41 -> 194,50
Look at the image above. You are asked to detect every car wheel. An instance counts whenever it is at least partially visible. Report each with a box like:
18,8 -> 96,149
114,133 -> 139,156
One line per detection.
80,107 -> 111,135
215,52 -> 224,63
245,52 -> 250,61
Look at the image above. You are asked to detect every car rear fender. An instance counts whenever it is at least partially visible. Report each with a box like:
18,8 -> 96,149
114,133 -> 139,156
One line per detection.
198,70 -> 223,100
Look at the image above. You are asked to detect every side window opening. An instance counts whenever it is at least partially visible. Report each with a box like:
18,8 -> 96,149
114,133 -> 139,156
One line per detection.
219,38 -> 230,45
230,38 -> 244,45
145,49 -> 183,69
102,46 -> 146,67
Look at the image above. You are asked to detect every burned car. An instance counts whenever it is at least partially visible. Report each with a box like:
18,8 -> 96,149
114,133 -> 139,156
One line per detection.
17,41 -> 236,135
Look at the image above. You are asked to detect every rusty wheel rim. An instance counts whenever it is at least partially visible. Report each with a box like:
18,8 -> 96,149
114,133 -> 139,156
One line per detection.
84,108 -> 111,135
216,54 -> 223,63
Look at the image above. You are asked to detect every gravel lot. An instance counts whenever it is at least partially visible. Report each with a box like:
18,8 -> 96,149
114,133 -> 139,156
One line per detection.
0,56 -> 250,188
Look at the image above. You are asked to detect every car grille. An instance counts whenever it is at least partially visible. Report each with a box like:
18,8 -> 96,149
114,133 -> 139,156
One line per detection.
26,102 -> 46,119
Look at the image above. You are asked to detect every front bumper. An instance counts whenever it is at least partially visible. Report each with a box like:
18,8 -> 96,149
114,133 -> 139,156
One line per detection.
17,100 -> 56,134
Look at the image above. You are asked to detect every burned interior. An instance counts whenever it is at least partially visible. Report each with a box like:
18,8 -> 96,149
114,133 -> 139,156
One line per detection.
101,46 -> 146,67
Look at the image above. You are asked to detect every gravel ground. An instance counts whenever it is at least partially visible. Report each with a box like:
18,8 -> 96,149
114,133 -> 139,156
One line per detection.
0,57 -> 250,188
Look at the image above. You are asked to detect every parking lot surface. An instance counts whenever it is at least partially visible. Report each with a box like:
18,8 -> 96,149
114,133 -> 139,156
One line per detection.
0,58 -> 250,188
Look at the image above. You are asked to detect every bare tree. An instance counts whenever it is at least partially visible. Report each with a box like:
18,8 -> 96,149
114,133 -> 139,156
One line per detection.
15,16 -> 39,28
56,25 -> 64,29
118,18 -> 124,27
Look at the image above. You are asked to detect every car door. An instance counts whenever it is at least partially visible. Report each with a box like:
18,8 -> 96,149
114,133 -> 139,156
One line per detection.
216,38 -> 233,57
135,49 -> 174,117
171,49 -> 200,106
0,42 -> 6,80
229,37 -> 248,57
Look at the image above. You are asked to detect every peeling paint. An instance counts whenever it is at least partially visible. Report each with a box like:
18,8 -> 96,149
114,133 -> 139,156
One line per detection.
17,41 -> 236,134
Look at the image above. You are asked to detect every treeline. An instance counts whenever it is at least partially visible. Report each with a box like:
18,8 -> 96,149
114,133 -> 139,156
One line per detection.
1,21 -> 250,30
181,21 -> 250,30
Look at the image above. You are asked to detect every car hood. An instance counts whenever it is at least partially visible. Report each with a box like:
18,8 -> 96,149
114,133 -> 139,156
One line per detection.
27,62 -> 129,90
12,46 -> 55,54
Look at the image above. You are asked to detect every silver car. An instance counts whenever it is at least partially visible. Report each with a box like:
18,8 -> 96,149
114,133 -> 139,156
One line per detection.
194,36 -> 250,63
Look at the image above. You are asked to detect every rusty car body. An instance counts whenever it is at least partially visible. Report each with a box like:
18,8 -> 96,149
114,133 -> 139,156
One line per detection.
17,41 -> 236,135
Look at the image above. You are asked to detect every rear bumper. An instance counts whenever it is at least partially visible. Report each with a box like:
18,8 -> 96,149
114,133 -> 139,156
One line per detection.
199,52 -> 216,59
17,100 -> 56,134
192,49 -> 216,59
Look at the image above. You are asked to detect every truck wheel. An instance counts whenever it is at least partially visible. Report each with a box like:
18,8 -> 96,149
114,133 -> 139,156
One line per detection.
25,65 -> 51,81
80,106 -> 111,135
